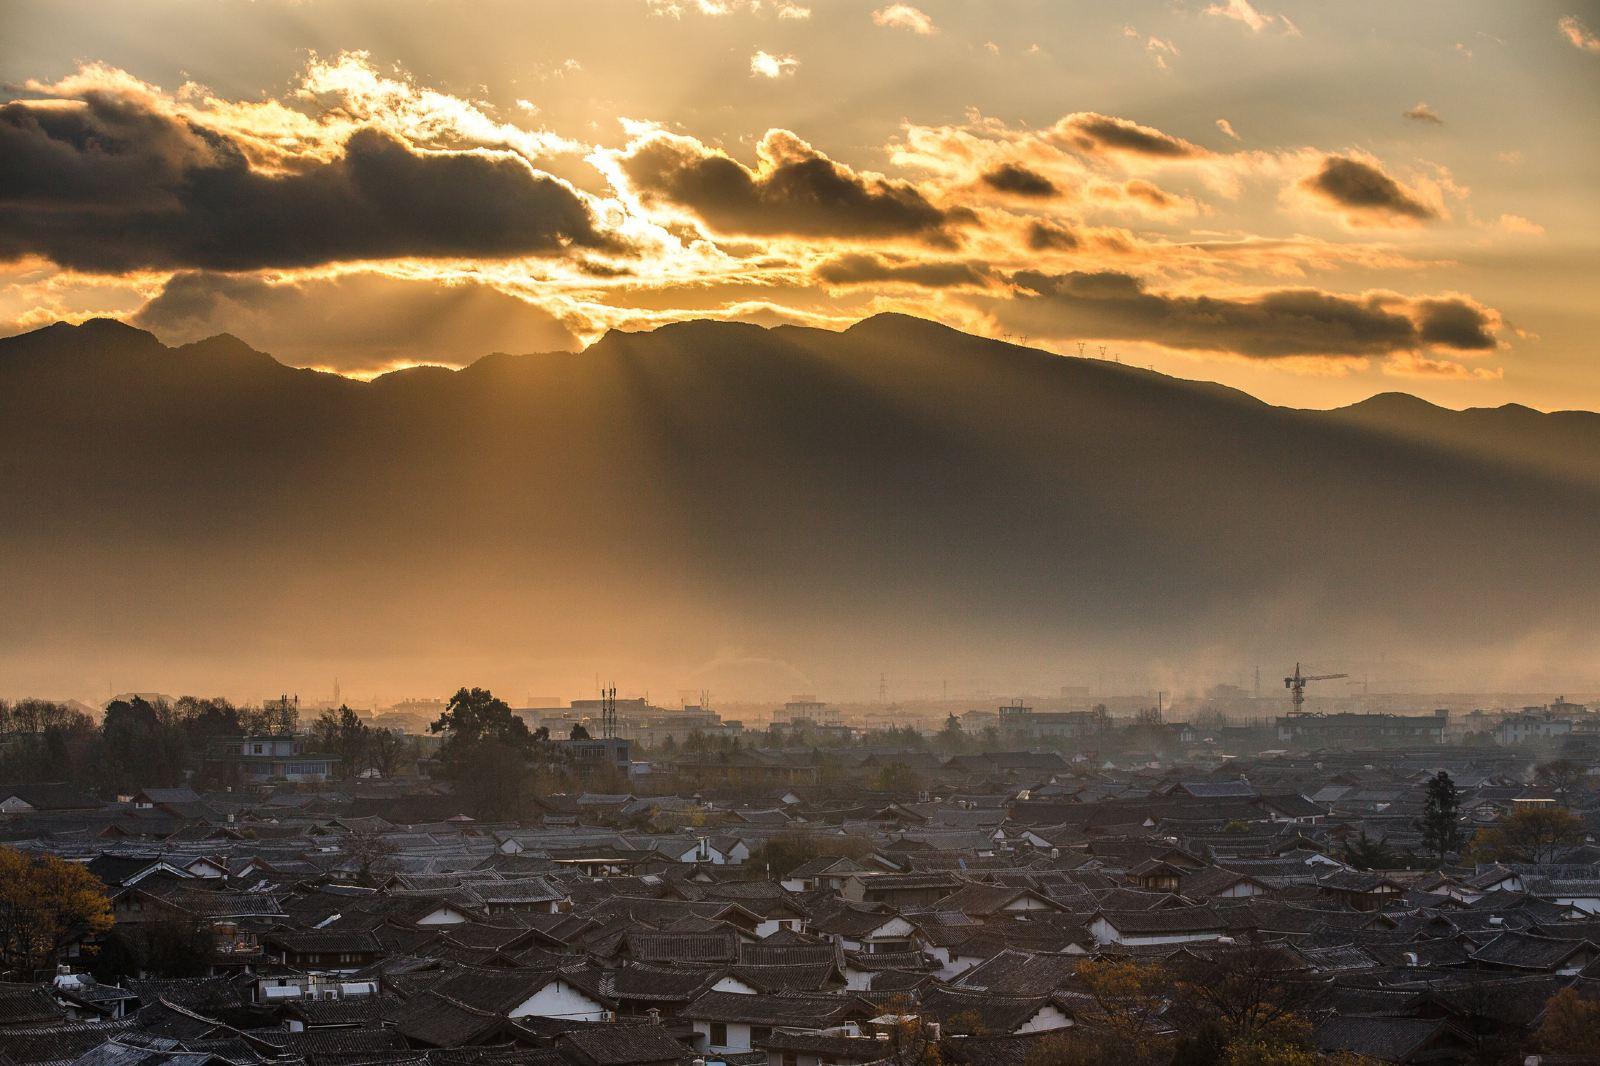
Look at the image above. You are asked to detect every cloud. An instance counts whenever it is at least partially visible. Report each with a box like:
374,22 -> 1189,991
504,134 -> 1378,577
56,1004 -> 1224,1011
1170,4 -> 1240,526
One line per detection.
1097,178 -> 1196,216
776,3 -> 811,18
1495,213 -> 1545,236
1056,112 -> 1206,159
610,127 -> 973,244
1558,15 -> 1600,53
1215,118 -> 1241,141
1204,0 -> 1298,36
814,253 -> 995,289
1300,155 -> 1439,225
872,4 -> 937,35
1124,26 -> 1180,70
981,163 -> 1059,198
1403,102 -> 1443,124
129,270 -> 578,372
989,270 -> 1499,361
1026,221 -> 1082,252
0,83 -> 612,272
750,51 -> 799,78
647,0 -> 758,16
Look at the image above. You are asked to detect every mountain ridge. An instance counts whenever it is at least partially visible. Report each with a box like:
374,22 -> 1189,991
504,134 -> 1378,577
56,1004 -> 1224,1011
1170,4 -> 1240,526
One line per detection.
1,313 -> 1597,694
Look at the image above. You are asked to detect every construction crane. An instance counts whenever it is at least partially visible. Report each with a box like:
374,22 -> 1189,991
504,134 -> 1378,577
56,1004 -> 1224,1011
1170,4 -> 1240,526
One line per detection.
1284,663 -> 1348,715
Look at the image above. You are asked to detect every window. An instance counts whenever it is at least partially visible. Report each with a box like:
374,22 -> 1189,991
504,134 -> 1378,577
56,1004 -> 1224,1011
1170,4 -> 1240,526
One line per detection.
751,1026 -> 771,1044
709,1023 -> 727,1047
783,1055 -> 799,1066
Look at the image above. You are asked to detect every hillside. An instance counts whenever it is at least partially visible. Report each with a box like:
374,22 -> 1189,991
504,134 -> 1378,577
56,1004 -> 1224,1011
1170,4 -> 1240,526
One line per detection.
2,314 -> 1597,694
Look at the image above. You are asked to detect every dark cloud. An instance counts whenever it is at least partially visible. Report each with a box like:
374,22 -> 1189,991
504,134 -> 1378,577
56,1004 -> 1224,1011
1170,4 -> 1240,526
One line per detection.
0,94 -> 611,271
981,162 -> 1058,198
1058,113 -> 1204,158
1302,155 -> 1437,222
619,130 -> 974,244
1026,220 -> 1081,251
991,270 -> 1496,359
814,253 -> 994,289
1415,298 -> 1497,350
131,271 -> 578,371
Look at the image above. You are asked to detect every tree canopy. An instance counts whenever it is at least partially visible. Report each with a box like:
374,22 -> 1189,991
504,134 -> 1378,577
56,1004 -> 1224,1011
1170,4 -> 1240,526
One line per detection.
0,846 -> 113,977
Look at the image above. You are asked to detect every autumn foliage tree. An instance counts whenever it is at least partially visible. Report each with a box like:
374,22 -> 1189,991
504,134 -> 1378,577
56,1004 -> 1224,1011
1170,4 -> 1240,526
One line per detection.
1070,958 -> 1176,1066
0,846 -> 113,976
1468,806 -> 1586,864
1536,987 -> 1600,1055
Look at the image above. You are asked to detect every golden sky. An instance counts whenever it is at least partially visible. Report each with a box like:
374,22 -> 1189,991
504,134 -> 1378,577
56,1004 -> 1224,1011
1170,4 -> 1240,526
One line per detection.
3,0 -> 1598,409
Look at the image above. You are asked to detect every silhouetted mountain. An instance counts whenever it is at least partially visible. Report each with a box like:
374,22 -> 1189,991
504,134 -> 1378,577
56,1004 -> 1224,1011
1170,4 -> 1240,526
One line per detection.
2,314 -> 1597,695
1330,391 -> 1600,489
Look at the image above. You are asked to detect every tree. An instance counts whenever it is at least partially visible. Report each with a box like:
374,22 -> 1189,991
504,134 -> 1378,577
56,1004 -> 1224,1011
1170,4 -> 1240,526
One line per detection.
569,723 -> 591,741
1340,831 -> 1404,871
875,761 -> 923,794
366,728 -> 408,779
342,823 -> 397,885
1536,987 -> 1600,1055
0,846 -> 113,976
99,694 -> 184,793
1469,806 -> 1586,864
1072,959 -> 1176,1066
936,714 -> 965,753
1415,770 -> 1463,864
93,914 -> 213,979
311,706 -> 371,778
1170,938 -> 1320,1051
876,998 -> 944,1066
0,700 -> 100,790
752,829 -> 871,878
1533,759 -> 1588,807
429,688 -> 537,819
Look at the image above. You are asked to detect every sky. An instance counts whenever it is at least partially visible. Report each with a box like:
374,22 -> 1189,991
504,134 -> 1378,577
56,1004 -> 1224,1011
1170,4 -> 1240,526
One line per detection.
2,0 -> 1598,410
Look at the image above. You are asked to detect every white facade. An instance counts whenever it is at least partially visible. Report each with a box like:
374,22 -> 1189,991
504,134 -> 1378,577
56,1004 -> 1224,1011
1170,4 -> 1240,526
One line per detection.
510,979 -> 609,1023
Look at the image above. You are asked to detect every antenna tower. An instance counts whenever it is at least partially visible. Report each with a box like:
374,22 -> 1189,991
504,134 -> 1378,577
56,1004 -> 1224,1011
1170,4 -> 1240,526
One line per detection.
601,685 -> 617,740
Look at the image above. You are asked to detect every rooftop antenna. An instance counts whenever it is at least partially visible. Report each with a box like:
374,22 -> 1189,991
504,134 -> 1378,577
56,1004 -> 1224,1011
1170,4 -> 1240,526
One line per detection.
601,684 -> 617,740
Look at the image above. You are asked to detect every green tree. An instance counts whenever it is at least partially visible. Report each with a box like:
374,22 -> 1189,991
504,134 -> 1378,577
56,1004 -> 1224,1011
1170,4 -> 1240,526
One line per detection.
311,706 -> 371,778
429,688 -> 537,819
1340,831 -> 1403,871
569,722 -> 591,741
1469,805 -> 1586,864
99,697 -> 185,792
936,714 -> 965,753
366,728 -> 408,779
1415,770 -> 1463,864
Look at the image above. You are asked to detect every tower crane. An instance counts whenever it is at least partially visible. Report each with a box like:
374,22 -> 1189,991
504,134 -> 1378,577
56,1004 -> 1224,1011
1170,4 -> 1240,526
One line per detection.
1284,663 -> 1348,715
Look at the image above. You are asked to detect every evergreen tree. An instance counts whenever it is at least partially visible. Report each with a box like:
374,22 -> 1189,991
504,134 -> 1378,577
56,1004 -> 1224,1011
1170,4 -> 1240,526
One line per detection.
1416,770 -> 1463,864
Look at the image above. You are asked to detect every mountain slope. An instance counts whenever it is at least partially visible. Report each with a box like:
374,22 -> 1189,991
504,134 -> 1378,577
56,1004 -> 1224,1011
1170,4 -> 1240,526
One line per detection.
2,314 -> 1597,695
